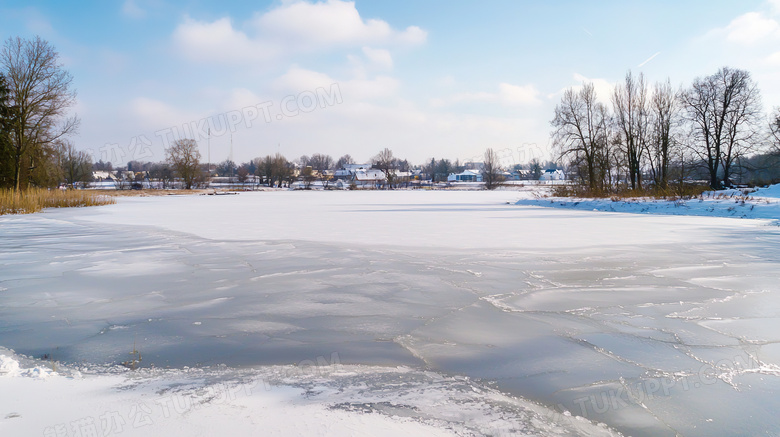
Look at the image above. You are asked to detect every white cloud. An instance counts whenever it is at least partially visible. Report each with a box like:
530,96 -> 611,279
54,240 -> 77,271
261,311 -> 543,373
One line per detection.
723,12 -> 780,44
766,51 -> 780,65
497,83 -> 541,105
253,0 -> 426,47
173,16 -> 279,63
434,83 -> 541,108
362,47 -> 393,69
550,73 -> 614,105
274,66 -> 399,101
220,88 -> 265,112
121,0 -> 145,19
768,0 -> 780,15
129,97 -> 195,131
173,0 -> 426,64
439,76 -> 457,87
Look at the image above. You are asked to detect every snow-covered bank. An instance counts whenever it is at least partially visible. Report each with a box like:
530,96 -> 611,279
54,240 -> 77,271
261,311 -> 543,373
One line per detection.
515,184 -> 780,222
0,348 -> 615,436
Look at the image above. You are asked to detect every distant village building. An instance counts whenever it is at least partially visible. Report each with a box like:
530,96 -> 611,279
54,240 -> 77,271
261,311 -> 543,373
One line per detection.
512,169 -> 534,180
540,169 -> 566,181
334,164 -> 373,181
353,169 -> 387,188
447,169 -> 483,182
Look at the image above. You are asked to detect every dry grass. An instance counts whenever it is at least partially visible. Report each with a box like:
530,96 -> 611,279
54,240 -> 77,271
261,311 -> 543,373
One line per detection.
552,184 -> 710,200
103,188 -> 212,197
0,188 -> 116,215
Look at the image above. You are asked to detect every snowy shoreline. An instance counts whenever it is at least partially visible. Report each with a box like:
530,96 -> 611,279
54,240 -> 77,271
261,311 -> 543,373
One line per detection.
515,184 -> 780,222
1,347 -> 617,437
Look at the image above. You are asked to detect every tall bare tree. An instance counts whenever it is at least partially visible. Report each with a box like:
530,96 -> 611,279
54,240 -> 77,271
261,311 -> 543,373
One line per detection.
482,148 -> 503,189
647,79 -> 680,190
166,139 -> 201,189
373,147 -> 395,189
719,70 -> 762,187
612,71 -> 650,190
771,107 -> 780,155
682,67 -> 762,189
551,83 -> 610,191
1,36 -> 79,191
335,154 -> 354,169
0,73 -> 12,187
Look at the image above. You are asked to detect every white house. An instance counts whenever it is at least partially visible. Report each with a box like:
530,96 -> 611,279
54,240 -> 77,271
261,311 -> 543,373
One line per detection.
353,169 -> 387,188
447,169 -> 482,182
540,169 -> 566,181
334,164 -> 373,180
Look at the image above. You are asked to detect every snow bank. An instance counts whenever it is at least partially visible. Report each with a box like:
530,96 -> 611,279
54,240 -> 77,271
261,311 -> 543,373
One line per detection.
752,183 -> 780,199
516,186 -> 780,222
0,348 -> 56,379
0,348 -> 617,437
0,352 -> 20,376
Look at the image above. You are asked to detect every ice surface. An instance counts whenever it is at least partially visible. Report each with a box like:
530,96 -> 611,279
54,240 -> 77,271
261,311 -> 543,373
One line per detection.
2,190 -> 780,436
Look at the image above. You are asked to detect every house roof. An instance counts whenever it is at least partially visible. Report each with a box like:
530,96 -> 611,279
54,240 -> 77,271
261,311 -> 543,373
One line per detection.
353,169 -> 386,181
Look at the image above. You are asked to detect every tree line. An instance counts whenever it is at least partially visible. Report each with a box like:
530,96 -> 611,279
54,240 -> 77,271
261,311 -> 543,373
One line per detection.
551,68 -> 780,192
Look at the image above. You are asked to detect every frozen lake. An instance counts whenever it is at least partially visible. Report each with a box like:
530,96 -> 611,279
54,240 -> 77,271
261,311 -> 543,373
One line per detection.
2,190 -> 780,436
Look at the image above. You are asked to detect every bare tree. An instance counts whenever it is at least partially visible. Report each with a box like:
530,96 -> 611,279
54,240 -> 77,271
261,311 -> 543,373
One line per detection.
335,154 -> 354,169
719,71 -> 762,187
0,73 -> 12,187
551,83 -> 610,191
482,148 -> 503,189
215,159 -> 237,178
647,79 -> 680,190
237,166 -> 249,183
166,139 -> 201,189
254,156 -> 270,185
682,67 -> 762,189
771,107 -> 780,155
56,141 -> 92,187
1,36 -> 79,191
256,153 -> 291,188
308,153 -> 333,172
612,71 -> 650,190
373,148 -> 395,189
149,163 -> 173,189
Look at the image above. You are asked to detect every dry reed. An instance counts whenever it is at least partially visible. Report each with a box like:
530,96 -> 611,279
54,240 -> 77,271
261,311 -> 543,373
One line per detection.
0,188 -> 116,215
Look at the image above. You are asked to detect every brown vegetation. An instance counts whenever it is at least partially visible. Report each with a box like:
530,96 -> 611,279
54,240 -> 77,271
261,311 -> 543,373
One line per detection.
551,184 -> 710,200
0,188 -> 115,215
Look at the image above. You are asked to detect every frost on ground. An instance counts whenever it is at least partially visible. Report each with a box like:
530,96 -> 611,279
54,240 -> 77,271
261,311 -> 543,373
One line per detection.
2,189 -> 780,436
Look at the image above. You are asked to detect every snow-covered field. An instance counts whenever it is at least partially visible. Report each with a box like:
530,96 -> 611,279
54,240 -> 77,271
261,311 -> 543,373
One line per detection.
2,188 -> 780,436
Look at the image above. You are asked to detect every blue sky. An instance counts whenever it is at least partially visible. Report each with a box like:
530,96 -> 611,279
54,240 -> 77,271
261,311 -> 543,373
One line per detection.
2,0 -> 779,166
